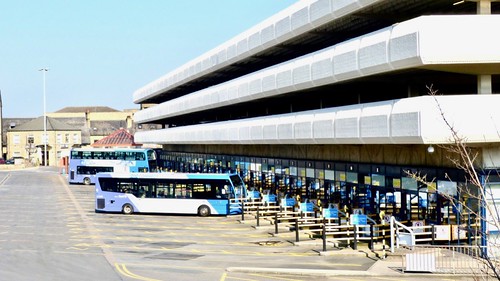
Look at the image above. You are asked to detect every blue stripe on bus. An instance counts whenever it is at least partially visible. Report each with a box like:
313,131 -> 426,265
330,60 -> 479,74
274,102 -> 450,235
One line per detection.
207,200 -> 230,215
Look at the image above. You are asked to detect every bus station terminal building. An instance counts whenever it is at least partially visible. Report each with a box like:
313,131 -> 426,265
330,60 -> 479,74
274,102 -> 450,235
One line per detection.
133,1 -> 500,233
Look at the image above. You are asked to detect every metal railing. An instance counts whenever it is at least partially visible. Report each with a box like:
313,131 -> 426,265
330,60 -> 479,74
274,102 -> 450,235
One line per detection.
402,245 -> 494,275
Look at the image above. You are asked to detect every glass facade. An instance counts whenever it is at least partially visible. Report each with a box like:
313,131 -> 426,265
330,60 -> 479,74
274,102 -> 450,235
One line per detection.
156,150 -> 479,226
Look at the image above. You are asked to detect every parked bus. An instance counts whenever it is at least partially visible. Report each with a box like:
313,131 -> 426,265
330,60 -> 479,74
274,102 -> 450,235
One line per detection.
68,148 -> 158,185
95,172 -> 247,216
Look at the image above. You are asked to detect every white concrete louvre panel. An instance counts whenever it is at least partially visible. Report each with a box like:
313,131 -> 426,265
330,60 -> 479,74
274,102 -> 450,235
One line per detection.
188,64 -> 195,77
358,29 -> 391,75
294,113 -> 315,144
237,81 -> 250,102
309,0 -> 333,27
332,0 -> 361,17
210,54 -> 218,67
218,88 -> 229,106
261,73 -> 277,97
226,44 -> 237,62
262,119 -> 279,144
201,57 -> 211,72
227,85 -> 238,102
248,31 -> 262,53
389,18 -> 421,68
275,66 -> 294,93
333,38 -> 360,80
237,38 -> 249,57
291,6 -> 310,35
292,59 -> 313,90
275,16 -> 292,42
217,48 -> 227,65
250,123 -> 264,144
313,110 -> 336,143
198,92 -> 209,111
334,106 -> 361,143
210,90 -> 219,106
249,77 -> 263,98
311,49 -> 335,86
278,115 -> 295,144
226,121 -> 240,143
390,97 -> 425,143
217,124 -> 229,142
239,122 -> 251,143
260,24 -> 276,49
359,102 -> 392,143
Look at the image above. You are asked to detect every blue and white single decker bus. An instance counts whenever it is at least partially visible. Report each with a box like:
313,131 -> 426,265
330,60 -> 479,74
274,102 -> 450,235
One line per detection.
95,172 -> 247,216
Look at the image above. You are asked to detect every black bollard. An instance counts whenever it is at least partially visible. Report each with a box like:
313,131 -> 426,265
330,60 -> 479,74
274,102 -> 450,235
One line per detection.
275,212 -> 279,234
295,219 -> 299,242
431,224 -> 435,245
241,200 -> 245,221
353,226 -> 358,250
370,224 -> 374,250
322,219 -> 327,252
257,206 -> 260,227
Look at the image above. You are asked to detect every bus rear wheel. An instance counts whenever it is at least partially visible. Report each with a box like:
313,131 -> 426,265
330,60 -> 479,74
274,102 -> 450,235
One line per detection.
198,205 -> 211,217
122,204 -> 134,215
83,177 -> 91,185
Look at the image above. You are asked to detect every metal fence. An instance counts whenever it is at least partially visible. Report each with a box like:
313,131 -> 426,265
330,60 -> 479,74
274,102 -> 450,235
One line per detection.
402,245 -> 497,276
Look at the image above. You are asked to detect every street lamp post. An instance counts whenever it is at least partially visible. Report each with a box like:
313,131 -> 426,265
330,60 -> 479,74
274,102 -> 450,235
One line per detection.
39,68 -> 48,166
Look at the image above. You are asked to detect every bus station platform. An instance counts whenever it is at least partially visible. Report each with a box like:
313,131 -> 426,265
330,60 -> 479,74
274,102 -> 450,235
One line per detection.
226,243 -> 478,280
235,207 -> 489,280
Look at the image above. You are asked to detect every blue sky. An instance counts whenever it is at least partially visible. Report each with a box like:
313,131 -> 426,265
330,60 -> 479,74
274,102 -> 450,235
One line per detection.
1,0 -> 297,118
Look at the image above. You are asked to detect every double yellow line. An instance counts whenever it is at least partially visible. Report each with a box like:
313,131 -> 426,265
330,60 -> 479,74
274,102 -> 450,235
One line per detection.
115,263 -> 161,281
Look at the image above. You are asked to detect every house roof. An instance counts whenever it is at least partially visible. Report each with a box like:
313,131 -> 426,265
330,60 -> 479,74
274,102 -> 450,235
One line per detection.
54,106 -> 119,113
9,116 -> 80,131
91,128 -> 141,148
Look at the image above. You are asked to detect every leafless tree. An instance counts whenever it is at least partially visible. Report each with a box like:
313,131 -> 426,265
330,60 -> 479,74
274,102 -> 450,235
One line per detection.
407,86 -> 500,280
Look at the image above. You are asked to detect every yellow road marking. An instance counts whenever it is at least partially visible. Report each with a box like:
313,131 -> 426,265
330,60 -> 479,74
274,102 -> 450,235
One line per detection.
225,275 -> 257,281
249,273 -> 303,281
66,247 -> 89,251
115,263 -> 161,281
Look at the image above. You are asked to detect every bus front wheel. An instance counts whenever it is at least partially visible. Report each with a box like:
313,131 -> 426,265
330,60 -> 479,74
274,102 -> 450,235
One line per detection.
198,205 -> 211,217
122,204 -> 134,215
83,177 -> 91,185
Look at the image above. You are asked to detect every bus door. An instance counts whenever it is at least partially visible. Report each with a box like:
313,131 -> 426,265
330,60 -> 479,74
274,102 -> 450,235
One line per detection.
288,160 -> 299,198
309,161 -> 325,203
437,180 -> 459,225
274,159 -> 289,197
353,184 -> 374,215
306,178 -> 318,200
379,189 -> 396,218
324,164 -> 335,205
332,181 -> 352,212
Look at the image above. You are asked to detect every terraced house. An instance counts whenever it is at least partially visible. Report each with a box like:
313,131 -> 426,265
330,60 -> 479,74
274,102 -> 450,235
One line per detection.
132,0 -> 500,245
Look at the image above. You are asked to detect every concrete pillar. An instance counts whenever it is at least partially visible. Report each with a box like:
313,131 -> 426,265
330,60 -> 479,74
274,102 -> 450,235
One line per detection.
478,75 -> 492,95
477,0 -> 491,15
476,1 -> 492,94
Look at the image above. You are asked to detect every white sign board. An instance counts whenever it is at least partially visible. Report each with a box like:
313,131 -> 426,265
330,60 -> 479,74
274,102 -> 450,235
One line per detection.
434,225 -> 451,240
412,220 -> 425,233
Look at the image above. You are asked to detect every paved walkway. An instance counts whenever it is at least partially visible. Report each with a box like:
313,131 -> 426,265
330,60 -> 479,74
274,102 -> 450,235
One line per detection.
236,219 -> 491,280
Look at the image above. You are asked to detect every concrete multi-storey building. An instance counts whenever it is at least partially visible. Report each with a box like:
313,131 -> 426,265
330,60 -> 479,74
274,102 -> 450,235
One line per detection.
133,0 -> 500,236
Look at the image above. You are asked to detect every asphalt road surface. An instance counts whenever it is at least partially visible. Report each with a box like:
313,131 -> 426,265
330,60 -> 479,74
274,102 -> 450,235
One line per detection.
0,167 -> 475,281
